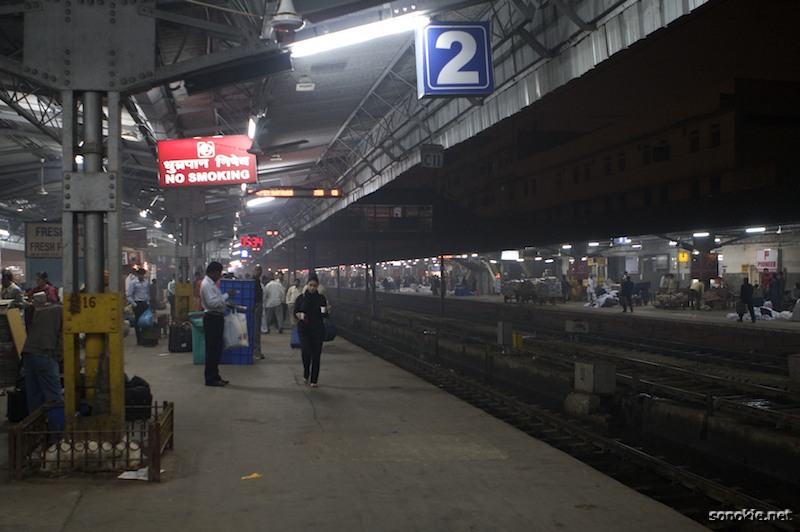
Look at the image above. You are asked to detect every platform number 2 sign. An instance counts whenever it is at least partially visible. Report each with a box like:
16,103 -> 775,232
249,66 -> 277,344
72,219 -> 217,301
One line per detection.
416,22 -> 494,98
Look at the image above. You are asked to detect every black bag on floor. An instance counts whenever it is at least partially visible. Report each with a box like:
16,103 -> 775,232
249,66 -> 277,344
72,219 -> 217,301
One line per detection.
140,327 -> 160,347
6,363 -> 28,423
6,387 -> 28,422
125,375 -> 153,421
168,322 -> 192,352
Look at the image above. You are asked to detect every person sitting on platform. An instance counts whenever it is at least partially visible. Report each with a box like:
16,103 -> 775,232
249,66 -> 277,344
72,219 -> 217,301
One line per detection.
21,293 -> 64,412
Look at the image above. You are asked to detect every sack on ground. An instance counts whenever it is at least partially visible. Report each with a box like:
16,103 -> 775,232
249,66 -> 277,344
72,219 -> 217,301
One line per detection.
138,308 -> 154,328
223,309 -> 248,349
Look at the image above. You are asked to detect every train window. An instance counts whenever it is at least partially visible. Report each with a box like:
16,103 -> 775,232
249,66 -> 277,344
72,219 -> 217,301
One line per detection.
710,123 -> 721,147
689,129 -> 700,152
642,144 -> 651,165
652,143 -> 670,161
709,175 -> 721,196
604,156 -> 612,176
617,152 -> 626,172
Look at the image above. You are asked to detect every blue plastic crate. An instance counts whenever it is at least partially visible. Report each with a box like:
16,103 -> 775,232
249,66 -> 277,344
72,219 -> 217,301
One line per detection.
218,280 -> 256,364
219,279 -> 257,311
220,352 -> 255,365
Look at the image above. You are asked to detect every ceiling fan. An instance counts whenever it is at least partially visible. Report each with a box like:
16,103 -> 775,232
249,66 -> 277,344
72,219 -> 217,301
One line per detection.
37,158 -> 48,196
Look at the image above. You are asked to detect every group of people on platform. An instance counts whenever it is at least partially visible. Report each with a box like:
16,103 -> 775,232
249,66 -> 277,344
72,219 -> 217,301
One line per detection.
197,263 -> 329,388
1,269 -> 64,419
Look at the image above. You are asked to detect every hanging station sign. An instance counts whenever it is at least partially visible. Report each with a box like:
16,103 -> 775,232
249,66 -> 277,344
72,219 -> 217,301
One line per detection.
157,135 -> 257,188
416,21 -> 494,98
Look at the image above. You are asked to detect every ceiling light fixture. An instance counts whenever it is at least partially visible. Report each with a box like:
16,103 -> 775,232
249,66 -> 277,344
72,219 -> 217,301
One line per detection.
289,12 -> 430,58
247,117 -> 258,139
37,158 -> 48,196
295,75 -> 315,92
269,0 -> 305,34
692,231 -> 710,238
745,226 -> 766,233
247,196 -> 276,208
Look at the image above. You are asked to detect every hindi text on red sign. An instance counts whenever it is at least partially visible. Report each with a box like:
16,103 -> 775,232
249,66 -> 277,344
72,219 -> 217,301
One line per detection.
158,135 -> 257,188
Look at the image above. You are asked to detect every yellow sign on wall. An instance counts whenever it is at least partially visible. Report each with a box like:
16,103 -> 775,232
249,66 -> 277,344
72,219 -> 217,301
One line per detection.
678,251 -> 689,263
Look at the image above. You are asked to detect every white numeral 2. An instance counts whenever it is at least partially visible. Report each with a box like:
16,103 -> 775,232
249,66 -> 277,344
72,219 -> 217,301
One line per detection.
435,30 -> 479,85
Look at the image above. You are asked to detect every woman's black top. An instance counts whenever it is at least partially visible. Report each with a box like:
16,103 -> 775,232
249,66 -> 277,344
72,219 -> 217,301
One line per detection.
294,291 -> 328,334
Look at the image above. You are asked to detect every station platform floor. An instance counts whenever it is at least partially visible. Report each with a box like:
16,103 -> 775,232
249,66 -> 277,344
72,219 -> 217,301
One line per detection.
0,327 -> 707,531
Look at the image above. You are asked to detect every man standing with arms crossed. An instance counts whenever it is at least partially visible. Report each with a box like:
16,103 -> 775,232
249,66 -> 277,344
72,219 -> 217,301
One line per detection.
200,262 -> 236,387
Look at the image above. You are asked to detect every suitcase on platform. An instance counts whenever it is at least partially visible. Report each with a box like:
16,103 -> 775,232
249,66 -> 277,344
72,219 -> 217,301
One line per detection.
290,327 -> 301,349
168,322 -> 193,352
141,327 -> 160,347
6,386 -> 28,422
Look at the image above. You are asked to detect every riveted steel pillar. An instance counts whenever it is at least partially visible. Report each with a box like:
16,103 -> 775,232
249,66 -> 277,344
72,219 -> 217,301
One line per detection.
62,90 -> 125,431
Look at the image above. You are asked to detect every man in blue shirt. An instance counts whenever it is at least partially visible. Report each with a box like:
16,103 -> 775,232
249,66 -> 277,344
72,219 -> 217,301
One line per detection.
126,268 -> 150,345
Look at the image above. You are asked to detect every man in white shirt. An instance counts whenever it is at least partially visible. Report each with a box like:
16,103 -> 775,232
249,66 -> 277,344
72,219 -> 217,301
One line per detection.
586,274 -> 596,303
263,273 -> 286,334
126,268 -> 150,345
285,278 -> 302,325
167,276 -> 176,320
200,262 -> 236,386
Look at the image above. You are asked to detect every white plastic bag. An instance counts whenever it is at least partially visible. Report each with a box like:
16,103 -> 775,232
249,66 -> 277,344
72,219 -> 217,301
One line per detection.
223,309 -> 248,349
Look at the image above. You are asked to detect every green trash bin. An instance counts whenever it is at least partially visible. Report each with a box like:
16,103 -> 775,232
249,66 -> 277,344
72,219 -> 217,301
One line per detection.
189,312 -> 206,365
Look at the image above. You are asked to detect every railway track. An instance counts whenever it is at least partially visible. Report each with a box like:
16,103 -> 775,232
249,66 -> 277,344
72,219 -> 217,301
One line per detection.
341,297 -> 800,433
339,323 -> 797,530
369,291 -> 793,377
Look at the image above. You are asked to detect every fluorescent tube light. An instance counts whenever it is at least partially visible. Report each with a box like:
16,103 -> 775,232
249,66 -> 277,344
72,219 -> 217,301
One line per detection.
745,226 -> 766,233
247,197 -> 276,208
290,13 -> 430,58
692,232 -> 709,237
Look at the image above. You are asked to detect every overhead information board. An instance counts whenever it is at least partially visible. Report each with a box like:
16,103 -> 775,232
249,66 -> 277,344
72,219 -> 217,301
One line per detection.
254,188 -> 341,198
416,21 -> 494,98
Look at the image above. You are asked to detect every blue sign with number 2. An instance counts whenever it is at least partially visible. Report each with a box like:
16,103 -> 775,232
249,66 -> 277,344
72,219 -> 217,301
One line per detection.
416,21 -> 494,98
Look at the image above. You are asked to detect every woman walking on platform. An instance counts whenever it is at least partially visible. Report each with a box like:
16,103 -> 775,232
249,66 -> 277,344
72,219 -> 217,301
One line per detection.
293,274 -> 329,387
